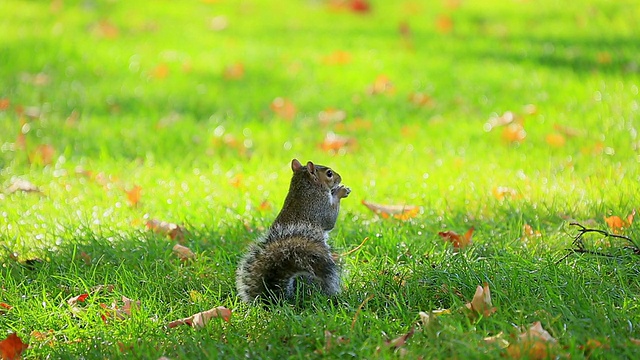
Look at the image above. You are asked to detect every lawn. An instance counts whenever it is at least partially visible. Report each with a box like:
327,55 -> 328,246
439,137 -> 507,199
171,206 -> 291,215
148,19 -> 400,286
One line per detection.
1,0 -> 639,358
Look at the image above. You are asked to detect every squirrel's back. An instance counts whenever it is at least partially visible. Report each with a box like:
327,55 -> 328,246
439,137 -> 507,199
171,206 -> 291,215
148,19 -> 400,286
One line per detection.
236,222 -> 340,303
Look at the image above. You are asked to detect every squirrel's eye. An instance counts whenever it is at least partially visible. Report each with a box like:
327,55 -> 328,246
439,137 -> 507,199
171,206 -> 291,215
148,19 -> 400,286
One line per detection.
326,170 -> 333,178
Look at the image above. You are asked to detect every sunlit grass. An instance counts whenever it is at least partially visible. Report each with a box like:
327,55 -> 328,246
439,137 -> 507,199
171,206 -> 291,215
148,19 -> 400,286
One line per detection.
1,0 -> 639,358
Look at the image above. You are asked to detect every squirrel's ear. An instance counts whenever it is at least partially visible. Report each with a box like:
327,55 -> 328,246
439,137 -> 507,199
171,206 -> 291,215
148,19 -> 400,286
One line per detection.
306,161 -> 316,173
291,159 -> 303,172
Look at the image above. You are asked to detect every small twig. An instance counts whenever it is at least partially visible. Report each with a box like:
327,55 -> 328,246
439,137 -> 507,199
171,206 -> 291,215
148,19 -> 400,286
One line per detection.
341,237 -> 370,256
351,294 -> 374,330
557,222 -> 639,264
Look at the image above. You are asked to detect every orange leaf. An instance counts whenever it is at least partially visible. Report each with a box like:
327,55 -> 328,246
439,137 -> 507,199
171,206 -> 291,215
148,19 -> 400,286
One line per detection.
322,51 -> 352,65
172,244 -> 196,261
151,63 -> 170,79
438,227 -> 474,249
545,133 -> 566,147
0,303 -> 12,312
258,200 -> 272,211
408,92 -> 433,107
361,200 -> 420,220
67,293 -> 89,306
125,185 -> 142,206
270,97 -> 296,120
168,306 -> 232,329
350,0 -> 371,13
604,209 -> 635,234
146,219 -> 186,242
0,333 -> 28,360
502,123 -> 526,143
320,132 -> 356,153
507,322 -> 558,360
223,63 -> 244,80
0,99 -> 9,110
522,223 -> 541,240
366,75 -> 394,95
465,283 -> 496,318
435,15 -> 453,34
29,144 -> 56,165
492,186 -> 518,201
229,173 -> 244,188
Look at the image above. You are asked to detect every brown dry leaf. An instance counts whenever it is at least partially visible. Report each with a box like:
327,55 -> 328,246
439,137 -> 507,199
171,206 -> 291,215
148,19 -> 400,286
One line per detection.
386,327 -> 414,348
6,179 -> 41,194
322,51 -> 352,66
408,92 -> 433,107
100,296 -> 140,323
366,75 -> 394,95
270,97 -> 296,120
0,99 -> 10,110
320,132 -> 357,153
168,306 -> 232,329
522,223 -> 541,241
361,200 -> 419,220
506,321 -> 558,360
172,244 -> 196,261
438,227 -> 474,250
604,209 -> 635,234
126,185 -> 142,207
318,108 -> 346,125
502,123 -> 526,143
492,186 -> 518,201
0,333 -> 28,360
223,63 -> 244,80
464,283 -> 496,318
32,144 -> 56,165
93,20 -> 119,39
579,338 -> 609,355
146,219 -> 187,242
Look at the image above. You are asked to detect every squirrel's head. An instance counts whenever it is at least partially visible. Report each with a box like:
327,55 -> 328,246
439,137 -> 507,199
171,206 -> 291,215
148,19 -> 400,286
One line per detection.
291,158 -> 341,189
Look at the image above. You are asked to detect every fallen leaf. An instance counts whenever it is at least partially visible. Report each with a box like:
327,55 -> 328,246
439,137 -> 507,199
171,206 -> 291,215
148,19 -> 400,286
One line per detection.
29,330 -> 54,342
29,144 -> 56,165
0,333 -> 28,360
320,132 -> 356,153
579,338 -> 609,355
502,123 -> 526,143
464,283 -> 496,318
630,338 -> 640,345
6,179 -> 41,194
258,200 -> 272,211
318,108 -> 346,125
408,92 -> 433,107
0,99 -> 9,110
168,306 -> 232,329
386,327 -> 414,348
173,244 -> 196,261
435,15 -> 453,34
350,0 -> 371,13
322,51 -> 352,65
545,133 -> 566,148
0,303 -> 12,312
604,209 -> 635,234
67,293 -> 89,306
492,186 -> 518,201
270,97 -> 296,120
438,227 -> 474,249
522,223 -> 541,240
366,75 -> 394,95
506,321 -> 558,360
79,251 -> 92,266
361,200 -> 420,220
229,173 -> 244,188
151,63 -> 170,79
146,219 -> 187,242
100,296 -> 140,322
223,63 -> 244,80
126,185 -> 142,207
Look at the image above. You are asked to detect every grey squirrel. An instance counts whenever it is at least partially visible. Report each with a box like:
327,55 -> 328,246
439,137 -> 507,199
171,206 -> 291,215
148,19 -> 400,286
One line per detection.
236,159 -> 351,303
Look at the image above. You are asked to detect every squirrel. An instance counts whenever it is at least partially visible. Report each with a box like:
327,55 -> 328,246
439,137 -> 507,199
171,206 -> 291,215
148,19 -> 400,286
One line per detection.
236,158 -> 350,303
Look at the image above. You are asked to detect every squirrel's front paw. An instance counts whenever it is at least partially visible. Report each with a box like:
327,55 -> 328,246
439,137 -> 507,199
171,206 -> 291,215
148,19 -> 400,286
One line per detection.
336,185 -> 351,199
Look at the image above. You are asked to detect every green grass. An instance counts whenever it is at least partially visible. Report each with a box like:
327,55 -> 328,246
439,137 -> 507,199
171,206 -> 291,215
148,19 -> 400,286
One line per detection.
1,0 -> 639,358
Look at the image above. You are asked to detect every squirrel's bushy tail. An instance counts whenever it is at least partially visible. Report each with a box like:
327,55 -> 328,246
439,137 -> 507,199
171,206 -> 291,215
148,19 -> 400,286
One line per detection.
236,223 -> 340,303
